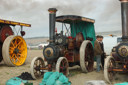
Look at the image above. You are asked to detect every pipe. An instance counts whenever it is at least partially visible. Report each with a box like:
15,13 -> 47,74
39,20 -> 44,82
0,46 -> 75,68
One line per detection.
48,8 -> 57,44
120,0 -> 128,41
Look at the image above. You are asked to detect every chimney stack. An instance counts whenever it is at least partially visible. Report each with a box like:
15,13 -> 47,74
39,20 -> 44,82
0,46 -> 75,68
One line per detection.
48,8 -> 57,44
120,0 -> 128,41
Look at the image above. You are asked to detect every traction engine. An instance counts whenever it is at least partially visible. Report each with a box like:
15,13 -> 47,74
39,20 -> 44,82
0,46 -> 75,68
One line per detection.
30,8 -> 96,79
104,0 -> 128,83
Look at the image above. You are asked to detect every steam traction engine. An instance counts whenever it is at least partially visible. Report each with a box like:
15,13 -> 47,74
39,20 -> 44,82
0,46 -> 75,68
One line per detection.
104,0 -> 128,83
0,19 -> 31,66
30,8 -> 96,79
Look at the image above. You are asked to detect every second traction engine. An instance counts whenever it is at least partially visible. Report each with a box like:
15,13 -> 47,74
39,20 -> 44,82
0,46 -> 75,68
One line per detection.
104,0 -> 128,83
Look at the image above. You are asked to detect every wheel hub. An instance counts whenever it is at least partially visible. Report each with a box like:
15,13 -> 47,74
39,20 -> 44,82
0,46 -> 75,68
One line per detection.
61,67 -> 66,71
35,66 -> 40,71
13,48 -> 19,54
5,33 -> 9,37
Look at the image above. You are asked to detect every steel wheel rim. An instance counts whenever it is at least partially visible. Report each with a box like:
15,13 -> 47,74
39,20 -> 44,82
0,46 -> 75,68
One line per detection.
9,36 -> 27,66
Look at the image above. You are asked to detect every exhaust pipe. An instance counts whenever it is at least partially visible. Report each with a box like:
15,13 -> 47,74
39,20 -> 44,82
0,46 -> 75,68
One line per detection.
120,0 -> 128,41
48,8 -> 57,44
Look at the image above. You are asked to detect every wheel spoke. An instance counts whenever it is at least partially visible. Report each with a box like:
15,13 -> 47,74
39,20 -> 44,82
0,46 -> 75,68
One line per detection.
37,60 -> 40,66
18,47 -> 25,52
10,54 -> 14,60
34,61 -> 38,66
18,54 -> 25,58
9,47 -> 14,50
14,38 -> 18,45
15,55 -> 20,63
10,42 -> 15,47
12,57 -> 16,64
16,40 -> 22,47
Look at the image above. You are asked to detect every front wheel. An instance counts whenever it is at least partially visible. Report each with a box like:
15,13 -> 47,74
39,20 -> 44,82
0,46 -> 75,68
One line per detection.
30,57 -> 45,79
104,56 -> 116,83
56,57 -> 69,76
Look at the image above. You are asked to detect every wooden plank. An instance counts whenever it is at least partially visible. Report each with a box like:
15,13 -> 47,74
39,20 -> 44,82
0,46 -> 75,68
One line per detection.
0,19 -> 31,27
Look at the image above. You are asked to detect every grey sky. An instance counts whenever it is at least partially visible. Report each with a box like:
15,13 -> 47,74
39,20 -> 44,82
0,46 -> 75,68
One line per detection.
0,0 -> 121,38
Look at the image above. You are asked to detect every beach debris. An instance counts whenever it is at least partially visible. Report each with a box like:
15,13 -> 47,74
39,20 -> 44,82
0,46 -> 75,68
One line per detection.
85,80 -> 106,85
18,72 -> 34,80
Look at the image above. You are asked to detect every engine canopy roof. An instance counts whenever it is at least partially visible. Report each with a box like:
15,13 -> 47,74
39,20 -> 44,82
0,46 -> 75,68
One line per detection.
56,15 -> 95,24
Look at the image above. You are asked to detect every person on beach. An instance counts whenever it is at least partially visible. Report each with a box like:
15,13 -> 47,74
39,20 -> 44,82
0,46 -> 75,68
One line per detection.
99,36 -> 105,69
94,35 -> 103,72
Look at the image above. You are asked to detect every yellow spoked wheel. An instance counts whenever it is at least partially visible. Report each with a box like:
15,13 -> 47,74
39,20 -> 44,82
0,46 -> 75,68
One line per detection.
2,35 -> 27,66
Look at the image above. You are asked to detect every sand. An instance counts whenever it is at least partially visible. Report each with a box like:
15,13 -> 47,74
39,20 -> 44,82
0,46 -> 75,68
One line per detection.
0,50 -> 127,85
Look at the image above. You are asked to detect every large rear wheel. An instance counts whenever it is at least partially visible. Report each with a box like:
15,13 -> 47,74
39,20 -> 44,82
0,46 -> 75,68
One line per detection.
104,56 -> 116,83
80,40 -> 94,72
2,35 -> 27,66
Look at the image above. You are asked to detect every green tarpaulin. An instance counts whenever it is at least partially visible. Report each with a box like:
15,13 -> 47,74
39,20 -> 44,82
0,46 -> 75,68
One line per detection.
114,82 -> 128,85
71,21 -> 96,47
6,77 -> 27,85
39,72 -> 71,85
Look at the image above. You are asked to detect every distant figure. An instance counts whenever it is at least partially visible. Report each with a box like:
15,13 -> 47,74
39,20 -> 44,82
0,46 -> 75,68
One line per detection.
94,35 -> 103,72
99,36 -> 105,69
109,34 -> 114,37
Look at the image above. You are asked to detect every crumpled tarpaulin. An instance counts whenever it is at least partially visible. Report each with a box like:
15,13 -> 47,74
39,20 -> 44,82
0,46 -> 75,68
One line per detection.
114,82 -> 128,85
39,72 -> 71,85
6,77 -> 27,85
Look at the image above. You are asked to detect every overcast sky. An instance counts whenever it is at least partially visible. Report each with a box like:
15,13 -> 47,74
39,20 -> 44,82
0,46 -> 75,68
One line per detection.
0,0 -> 122,38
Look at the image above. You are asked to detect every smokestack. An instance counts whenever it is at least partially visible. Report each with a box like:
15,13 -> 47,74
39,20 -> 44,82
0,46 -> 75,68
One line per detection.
120,0 -> 128,41
48,8 -> 57,44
